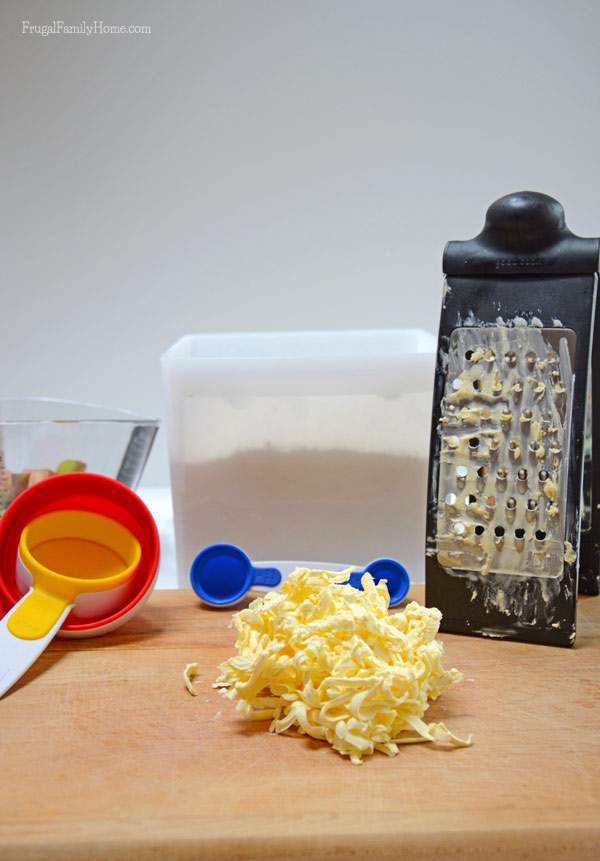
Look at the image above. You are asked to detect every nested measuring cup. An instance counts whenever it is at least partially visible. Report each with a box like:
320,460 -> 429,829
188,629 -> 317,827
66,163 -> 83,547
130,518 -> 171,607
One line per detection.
0,473 -> 160,698
10,510 -> 141,639
1,509 -> 141,697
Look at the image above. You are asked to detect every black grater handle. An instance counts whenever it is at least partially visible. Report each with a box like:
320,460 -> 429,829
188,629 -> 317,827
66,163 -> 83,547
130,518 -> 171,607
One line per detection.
444,191 -> 600,276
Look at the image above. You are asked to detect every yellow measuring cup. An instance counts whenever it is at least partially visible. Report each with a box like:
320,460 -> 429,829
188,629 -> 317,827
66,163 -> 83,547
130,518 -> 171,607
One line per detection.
0,511 -> 141,696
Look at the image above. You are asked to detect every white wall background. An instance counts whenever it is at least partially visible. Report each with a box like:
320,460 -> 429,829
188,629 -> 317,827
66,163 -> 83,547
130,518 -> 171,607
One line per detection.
2,0 -> 599,484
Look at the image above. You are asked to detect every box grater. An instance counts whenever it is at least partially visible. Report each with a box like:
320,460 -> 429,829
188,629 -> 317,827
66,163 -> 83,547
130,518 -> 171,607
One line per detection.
425,191 -> 599,646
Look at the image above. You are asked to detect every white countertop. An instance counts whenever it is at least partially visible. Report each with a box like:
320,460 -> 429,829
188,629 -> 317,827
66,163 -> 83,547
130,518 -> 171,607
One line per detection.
137,487 -> 179,589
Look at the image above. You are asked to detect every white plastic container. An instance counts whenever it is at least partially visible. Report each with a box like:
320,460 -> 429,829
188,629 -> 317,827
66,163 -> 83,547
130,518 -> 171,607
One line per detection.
162,329 -> 436,587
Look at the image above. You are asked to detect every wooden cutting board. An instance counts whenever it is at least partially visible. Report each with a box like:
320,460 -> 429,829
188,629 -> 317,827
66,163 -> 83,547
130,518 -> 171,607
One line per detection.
1,586 -> 599,860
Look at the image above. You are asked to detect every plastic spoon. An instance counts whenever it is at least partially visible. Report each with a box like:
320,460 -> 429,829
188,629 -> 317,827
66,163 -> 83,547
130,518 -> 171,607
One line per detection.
346,558 -> 410,606
0,510 -> 141,698
189,544 -> 282,608
189,544 -> 410,608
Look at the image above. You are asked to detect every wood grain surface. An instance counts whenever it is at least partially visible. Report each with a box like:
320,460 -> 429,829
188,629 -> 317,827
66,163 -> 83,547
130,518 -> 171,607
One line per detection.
1,586 -> 599,860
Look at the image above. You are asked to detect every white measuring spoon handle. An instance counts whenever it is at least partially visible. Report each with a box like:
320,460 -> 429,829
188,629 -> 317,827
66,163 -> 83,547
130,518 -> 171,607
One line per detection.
0,589 -> 73,699
249,561 -> 356,592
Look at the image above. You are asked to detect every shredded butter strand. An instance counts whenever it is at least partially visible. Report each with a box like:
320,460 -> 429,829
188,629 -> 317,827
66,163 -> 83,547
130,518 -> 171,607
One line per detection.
215,568 -> 472,763
183,662 -> 199,696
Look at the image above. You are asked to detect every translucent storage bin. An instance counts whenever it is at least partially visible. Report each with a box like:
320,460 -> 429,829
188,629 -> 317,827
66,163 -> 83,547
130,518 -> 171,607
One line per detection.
162,330 -> 436,587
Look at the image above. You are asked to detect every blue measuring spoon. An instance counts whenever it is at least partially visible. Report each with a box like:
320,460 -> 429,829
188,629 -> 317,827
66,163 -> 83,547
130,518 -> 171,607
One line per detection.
189,544 -> 410,608
189,544 -> 282,607
346,558 -> 410,606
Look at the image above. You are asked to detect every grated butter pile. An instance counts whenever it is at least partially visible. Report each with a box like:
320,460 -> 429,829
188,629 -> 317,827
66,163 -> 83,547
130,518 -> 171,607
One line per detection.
214,567 -> 472,764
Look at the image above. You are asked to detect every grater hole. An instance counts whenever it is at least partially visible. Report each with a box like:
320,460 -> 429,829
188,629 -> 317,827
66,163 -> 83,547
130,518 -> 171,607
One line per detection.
465,349 -> 474,361
468,436 -> 480,449
477,465 -> 488,479
466,494 -> 477,506
472,379 -> 481,391
515,528 -> 526,539
494,525 -> 505,538
535,529 -> 546,541
474,525 -> 485,536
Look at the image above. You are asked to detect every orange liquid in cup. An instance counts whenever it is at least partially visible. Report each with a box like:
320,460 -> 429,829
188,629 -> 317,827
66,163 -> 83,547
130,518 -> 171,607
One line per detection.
29,538 -> 127,580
